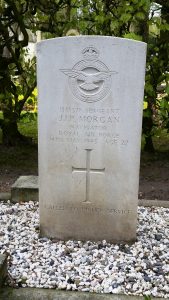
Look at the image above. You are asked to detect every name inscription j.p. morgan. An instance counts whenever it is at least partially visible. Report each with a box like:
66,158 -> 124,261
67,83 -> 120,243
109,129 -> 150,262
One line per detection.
37,36 -> 147,242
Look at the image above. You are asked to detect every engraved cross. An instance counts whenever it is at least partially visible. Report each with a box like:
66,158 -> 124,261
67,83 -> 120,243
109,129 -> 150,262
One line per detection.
72,149 -> 105,203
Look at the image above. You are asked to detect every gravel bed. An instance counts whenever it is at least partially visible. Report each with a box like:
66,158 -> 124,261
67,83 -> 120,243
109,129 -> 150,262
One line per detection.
0,201 -> 169,297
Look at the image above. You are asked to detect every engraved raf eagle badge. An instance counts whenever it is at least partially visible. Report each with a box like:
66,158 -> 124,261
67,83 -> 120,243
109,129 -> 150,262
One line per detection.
61,46 -> 117,103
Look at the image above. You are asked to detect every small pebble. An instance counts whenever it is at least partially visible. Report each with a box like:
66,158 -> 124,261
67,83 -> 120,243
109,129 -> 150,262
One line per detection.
0,201 -> 168,298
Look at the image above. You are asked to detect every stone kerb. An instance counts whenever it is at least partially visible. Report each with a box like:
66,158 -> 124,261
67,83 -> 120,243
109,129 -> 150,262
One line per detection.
1,175 -> 169,208
11,176 -> 38,203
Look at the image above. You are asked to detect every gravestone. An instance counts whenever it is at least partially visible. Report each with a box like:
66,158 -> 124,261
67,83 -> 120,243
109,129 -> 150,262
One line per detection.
37,36 -> 146,242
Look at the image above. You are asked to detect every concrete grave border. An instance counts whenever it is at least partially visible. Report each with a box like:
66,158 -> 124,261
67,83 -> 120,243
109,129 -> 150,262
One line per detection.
0,176 -> 169,208
0,287 -> 168,300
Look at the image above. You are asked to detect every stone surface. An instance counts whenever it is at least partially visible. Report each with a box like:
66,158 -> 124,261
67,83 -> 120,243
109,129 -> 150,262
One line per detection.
138,199 -> 169,208
0,192 -> 11,201
0,254 -> 7,287
3,177 -> 169,209
11,176 -> 38,203
37,36 -> 146,242
3,176 -> 169,209
0,288 -> 167,300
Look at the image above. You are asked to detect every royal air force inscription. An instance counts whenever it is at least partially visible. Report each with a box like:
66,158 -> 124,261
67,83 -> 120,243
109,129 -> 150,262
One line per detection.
37,36 -> 147,241
49,106 -> 128,146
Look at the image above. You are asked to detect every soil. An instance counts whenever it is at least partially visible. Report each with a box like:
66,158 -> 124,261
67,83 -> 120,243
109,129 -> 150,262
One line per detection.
0,144 -> 38,194
0,145 -> 169,201
139,151 -> 169,201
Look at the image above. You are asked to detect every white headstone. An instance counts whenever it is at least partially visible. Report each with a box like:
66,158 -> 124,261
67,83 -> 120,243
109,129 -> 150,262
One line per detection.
37,36 -> 146,242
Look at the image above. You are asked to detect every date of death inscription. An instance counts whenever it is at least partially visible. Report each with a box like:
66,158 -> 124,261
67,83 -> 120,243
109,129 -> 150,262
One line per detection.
43,204 -> 133,215
49,106 -> 128,146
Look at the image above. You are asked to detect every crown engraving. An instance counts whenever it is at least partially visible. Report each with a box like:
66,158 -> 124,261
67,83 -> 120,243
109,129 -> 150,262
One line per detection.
82,46 -> 99,61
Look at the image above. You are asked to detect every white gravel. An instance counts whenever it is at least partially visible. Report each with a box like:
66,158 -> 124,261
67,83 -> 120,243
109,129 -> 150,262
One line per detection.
0,201 -> 169,297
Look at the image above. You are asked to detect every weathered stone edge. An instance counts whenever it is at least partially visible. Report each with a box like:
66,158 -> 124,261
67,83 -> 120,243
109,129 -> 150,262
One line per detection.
0,192 -> 11,201
138,199 -> 169,208
0,287 -> 168,300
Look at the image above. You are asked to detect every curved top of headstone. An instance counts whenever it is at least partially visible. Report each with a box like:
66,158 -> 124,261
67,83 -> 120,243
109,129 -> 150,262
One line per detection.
37,35 -> 147,48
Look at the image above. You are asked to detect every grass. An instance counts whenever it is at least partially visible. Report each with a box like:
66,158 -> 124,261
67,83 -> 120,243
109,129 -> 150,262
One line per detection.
152,128 -> 169,152
18,113 -> 38,143
0,112 -> 38,144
